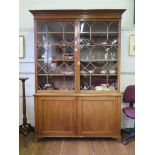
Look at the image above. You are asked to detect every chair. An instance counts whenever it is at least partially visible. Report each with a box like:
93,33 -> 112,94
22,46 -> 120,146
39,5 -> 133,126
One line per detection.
122,85 -> 135,144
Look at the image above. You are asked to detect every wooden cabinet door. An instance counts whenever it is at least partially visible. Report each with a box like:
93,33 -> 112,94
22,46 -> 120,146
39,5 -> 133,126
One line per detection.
35,96 -> 77,136
78,96 -> 120,137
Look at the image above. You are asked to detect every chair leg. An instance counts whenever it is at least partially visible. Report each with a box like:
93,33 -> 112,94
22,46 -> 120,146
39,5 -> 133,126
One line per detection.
121,128 -> 132,134
123,132 -> 135,145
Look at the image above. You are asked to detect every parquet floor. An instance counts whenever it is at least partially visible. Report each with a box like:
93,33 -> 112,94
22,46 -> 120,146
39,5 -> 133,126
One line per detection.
19,134 -> 135,155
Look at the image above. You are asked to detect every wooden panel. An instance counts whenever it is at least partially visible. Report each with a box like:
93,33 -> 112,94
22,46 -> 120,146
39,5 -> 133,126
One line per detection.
36,96 -> 76,136
78,97 -> 119,137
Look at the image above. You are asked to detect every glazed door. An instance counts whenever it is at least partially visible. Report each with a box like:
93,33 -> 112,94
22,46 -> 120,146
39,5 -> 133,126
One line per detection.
36,20 -> 78,91
79,21 -> 119,91
78,96 -> 120,137
36,96 -> 77,136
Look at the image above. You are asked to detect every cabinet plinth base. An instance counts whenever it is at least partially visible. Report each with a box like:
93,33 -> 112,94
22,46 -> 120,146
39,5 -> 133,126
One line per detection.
34,94 -> 121,139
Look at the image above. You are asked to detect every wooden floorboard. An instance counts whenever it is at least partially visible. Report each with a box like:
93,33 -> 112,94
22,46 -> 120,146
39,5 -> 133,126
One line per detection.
19,134 -> 135,155
125,141 -> 135,155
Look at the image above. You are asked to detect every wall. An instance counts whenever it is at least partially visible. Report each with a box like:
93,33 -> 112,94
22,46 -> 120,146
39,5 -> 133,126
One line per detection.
19,0 -> 135,128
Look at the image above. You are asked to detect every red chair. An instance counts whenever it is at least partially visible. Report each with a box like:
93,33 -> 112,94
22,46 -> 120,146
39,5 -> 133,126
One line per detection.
122,85 -> 135,144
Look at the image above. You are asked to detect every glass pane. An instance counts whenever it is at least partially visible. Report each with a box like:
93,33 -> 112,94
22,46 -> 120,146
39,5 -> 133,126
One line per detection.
80,75 -> 91,90
48,76 -> 74,90
91,33 -> 108,45
37,22 -> 47,32
80,33 -> 90,45
64,22 -> 74,32
80,46 -> 90,60
80,22 -> 90,32
108,34 -> 118,45
108,46 -> 118,60
108,22 -> 119,32
38,76 -> 48,90
48,33 -> 63,44
47,22 -> 63,32
91,22 -> 107,32
64,33 -> 74,43
92,46 -> 106,60
37,61 -> 48,74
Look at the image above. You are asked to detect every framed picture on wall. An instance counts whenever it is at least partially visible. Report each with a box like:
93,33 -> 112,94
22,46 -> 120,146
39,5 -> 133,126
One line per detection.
19,35 -> 25,58
129,35 -> 135,56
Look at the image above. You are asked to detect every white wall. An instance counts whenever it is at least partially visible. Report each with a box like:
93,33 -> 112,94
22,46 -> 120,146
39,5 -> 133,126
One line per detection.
19,0 -> 135,128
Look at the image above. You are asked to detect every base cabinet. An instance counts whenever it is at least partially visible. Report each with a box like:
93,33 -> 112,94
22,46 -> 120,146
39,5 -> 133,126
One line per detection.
34,95 -> 121,139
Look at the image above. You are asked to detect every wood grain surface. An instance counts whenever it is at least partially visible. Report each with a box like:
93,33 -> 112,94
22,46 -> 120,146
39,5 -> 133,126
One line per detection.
20,134 -> 134,155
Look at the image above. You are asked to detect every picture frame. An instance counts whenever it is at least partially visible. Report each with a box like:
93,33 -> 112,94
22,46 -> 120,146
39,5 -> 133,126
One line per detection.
129,35 -> 135,56
19,35 -> 25,58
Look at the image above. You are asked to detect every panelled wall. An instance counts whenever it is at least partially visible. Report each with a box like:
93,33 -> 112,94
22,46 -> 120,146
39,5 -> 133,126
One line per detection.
19,0 -> 135,128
